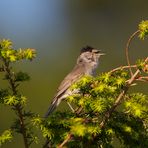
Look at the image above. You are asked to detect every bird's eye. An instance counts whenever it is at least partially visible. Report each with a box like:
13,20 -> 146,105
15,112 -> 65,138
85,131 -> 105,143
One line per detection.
79,59 -> 83,63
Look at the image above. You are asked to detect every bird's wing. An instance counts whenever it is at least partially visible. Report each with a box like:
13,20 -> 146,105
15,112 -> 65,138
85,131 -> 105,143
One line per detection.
54,64 -> 85,99
44,64 -> 85,117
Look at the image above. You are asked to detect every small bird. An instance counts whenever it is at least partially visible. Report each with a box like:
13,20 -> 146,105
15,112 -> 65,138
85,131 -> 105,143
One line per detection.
44,46 -> 104,117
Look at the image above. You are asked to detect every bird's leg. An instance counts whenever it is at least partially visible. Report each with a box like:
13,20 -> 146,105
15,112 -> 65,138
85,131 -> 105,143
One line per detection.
67,102 -> 75,112
66,89 -> 80,112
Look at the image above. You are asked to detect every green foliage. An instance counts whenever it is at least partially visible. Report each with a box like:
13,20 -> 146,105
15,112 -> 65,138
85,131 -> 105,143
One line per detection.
0,39 -> 36,62
136,58 -> 148,73
139,20 -> 148,39
69,117 -> 101,137
0,89 -> 9,103
15,71 -> 30,82
0,39 -> 37,147
4,95 -> 27,106
67,70 -> 128,114
124,93 -> 148,118
136,59 -> 145,70
109,112 -> 148,148
41,68 -> 147,147
0,130 -> 13,146
11,117 -> 39,146
32,116 -> 53,139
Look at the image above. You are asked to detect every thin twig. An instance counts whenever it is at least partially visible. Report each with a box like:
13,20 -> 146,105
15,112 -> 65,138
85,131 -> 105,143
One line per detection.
109,65 -> 137,73
125,30 -> 140,76
135,76 -> 148,82
3,59 -> 29,148
67,102 -> 75,112
58,134 -> 72,148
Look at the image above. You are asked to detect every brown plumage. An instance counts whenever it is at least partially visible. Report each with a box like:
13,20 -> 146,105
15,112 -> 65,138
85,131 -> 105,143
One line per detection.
44,46 -> 104,117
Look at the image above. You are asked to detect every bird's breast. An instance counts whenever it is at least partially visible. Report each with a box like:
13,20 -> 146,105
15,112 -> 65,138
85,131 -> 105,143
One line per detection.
85,61 -> 99,76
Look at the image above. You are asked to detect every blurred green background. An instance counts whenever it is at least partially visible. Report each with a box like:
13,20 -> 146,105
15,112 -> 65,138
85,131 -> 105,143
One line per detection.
0,0 -> 147,147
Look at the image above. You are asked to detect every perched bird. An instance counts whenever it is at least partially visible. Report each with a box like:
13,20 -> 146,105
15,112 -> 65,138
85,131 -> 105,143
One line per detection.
44,46 -> 104,117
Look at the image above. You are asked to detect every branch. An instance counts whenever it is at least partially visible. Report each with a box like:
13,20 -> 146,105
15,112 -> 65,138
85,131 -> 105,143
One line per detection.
3,59 -> 29,148
109,65 -> 137,73
99,88 -> 128,128
125,30 -> 140,76
58,134 -> 72,148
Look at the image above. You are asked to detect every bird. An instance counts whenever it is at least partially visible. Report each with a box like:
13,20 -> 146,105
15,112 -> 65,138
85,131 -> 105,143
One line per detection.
44,46 -> 104,118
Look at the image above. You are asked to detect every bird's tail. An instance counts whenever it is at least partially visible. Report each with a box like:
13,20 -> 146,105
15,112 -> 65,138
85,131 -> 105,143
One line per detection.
44,98 -> 60,118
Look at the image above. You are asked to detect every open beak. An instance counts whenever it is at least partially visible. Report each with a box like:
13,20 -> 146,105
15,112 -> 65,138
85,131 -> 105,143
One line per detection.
92,49 -> 105,56
99,53 -> 106,56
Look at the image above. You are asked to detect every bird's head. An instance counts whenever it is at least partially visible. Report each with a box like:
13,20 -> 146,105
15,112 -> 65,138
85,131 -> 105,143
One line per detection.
77,46 -> 105,65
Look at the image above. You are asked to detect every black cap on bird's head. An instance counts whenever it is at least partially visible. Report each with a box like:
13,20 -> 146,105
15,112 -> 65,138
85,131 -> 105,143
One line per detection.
80,45 -> 104,55
80,46 -> 94,53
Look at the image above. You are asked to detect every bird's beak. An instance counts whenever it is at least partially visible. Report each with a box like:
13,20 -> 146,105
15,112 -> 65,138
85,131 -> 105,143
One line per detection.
92,49 -> 105,56
99,53 -> 106,56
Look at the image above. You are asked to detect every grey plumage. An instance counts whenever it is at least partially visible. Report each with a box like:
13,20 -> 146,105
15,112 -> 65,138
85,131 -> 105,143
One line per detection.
44,46 -> 104,118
